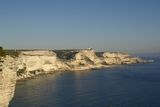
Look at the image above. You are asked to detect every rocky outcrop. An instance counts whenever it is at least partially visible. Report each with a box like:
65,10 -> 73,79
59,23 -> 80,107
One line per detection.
75,49 -> 103,64
17,50 -> 70,80
0,56 -> 17,107
103,52 -> 146,64
69,49 -> 106,70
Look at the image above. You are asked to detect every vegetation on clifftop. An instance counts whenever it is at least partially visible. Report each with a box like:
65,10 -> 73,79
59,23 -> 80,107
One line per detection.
0,46 -> 6,57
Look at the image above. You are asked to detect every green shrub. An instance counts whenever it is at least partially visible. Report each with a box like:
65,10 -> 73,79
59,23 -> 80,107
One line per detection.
17,67 -> 26,76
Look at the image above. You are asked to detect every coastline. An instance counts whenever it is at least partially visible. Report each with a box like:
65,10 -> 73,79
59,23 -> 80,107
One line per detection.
0,49 -> 151,107
16,64 -> 110,81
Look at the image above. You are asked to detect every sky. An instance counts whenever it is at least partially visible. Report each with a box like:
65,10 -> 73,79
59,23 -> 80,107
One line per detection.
0,0 -> 160,54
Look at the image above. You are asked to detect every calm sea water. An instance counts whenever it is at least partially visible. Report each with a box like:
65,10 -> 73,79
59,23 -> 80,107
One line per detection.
10,57 -> 160,107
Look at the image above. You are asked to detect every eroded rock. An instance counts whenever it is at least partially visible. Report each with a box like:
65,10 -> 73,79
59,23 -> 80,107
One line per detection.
0,56 -> 17,107
103,52 -> 146,64
17,50 -> 70,79
74,49 -> 104,64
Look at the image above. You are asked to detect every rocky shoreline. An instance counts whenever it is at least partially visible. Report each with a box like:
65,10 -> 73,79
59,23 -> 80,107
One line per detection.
0,49 -> 150,107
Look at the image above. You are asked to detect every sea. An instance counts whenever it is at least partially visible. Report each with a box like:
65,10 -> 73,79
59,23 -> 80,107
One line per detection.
10,57 -> 160,107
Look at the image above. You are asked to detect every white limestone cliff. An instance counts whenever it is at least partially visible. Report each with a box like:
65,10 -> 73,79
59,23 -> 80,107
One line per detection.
0,56 -> 17,107
103,52 -> 146,64
75,49 -> 104,64
17,50 -> 70,80
16,50 -> 147,75
69,49 -> 106,70
16,50 -> 106,78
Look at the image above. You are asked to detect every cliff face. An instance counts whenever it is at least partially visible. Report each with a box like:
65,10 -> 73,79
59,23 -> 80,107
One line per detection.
16,50 -> 147,74
103,52 -> 146,64
0,56 -> 17,107
16,50 -> 109,76
16,50 -> 106,77
69,49 -> 106,70
17,50 -> 70,79
74,49 -> 104,64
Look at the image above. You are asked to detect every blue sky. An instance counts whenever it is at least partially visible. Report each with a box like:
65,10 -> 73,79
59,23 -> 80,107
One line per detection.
0,0 -> 160,53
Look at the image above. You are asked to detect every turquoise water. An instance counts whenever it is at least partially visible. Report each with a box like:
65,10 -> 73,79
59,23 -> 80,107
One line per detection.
10,58 -> 160,107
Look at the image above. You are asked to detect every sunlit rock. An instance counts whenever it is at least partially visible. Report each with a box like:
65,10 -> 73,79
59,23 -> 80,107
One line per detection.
17,50 -> 70,79
0,56 -> 17,107
75,49 -> 104,64
69,49 -> 106,70
103,52 -> 146,64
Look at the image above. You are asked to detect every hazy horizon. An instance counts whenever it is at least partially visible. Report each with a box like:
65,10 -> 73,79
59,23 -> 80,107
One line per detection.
0,0 -> 160,54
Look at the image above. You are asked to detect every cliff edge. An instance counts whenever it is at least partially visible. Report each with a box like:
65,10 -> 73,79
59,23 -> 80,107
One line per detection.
17,50 -> 70,80
0,56 -> 17,107
103,52 -> 146,64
